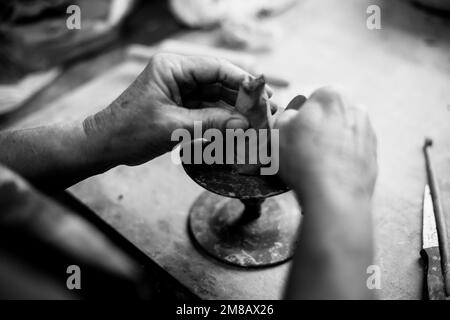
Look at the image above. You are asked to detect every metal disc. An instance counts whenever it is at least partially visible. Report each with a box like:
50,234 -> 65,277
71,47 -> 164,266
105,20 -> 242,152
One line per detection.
181,139 -> 289,200
183,162 -> 289,200
189,191 -> 301,267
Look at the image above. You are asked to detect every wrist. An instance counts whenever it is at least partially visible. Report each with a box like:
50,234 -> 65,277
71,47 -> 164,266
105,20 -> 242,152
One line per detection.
291,174 -> 373,213
82,106 -> 158,168
294,176 -> 374,260
79,115 -> 119,172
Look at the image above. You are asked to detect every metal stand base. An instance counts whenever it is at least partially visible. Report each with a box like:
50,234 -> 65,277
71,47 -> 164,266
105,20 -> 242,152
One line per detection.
189,191 -> 301,267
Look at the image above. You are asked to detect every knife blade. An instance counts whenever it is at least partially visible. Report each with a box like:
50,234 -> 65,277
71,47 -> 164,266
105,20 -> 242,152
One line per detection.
420,184 -> 446,300
423,185 -> 439,249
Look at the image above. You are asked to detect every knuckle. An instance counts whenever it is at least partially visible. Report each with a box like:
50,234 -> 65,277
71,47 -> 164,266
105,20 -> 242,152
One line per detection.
150,52 -> 163,63
310,86 -> 344,106
149,52 -> 170,67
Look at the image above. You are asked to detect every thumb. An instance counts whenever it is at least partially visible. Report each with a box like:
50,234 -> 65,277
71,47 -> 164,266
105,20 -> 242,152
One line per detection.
184,107 -> 249,132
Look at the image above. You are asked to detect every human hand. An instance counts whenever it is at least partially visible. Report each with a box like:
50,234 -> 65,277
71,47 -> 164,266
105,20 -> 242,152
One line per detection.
275,87 -> 378,203
279,89 -> 377,300
83,53 -> 272,166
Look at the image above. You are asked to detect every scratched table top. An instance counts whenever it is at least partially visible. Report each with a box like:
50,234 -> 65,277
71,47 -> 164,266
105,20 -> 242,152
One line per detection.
3,0 -> 450,299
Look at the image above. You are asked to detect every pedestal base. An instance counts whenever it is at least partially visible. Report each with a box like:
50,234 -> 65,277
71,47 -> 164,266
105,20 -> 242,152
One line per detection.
189,191 -> 301,267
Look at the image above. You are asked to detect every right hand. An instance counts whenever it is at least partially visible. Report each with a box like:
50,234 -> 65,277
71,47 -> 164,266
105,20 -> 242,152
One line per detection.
83,53 -> 266,167
275,87 -> 378,202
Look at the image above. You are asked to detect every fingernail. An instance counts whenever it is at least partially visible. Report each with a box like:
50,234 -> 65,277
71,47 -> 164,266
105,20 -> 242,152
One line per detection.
226,118 -> 249,129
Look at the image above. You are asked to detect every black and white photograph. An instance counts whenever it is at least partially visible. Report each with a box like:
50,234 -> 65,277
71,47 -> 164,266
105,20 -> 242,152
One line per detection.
0,0 -> 449,307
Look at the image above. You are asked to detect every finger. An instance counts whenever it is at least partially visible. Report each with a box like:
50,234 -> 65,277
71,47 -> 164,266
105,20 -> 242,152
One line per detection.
269,100 -> 279,114
184,107 -> 249,132
183,98 -> 236,111
343,105 -> 360,131
361,110 -> 378,155
184,85 -> 277,114
265,84 -> 274,98
181,55 -> 252,90
183,58 -> 273,97
308,87 -> 346,116
274,109 -> 298,129
286,95 -> 307,111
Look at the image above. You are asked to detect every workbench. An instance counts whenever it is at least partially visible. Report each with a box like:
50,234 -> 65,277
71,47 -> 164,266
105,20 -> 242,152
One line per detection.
1,0 -> 449,299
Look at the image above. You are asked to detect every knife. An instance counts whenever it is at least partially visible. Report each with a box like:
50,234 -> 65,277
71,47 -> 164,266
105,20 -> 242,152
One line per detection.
420,185 -> 447,300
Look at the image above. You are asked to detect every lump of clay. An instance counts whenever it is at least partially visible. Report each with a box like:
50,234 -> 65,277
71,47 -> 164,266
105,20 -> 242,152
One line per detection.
234,75 -> 274,175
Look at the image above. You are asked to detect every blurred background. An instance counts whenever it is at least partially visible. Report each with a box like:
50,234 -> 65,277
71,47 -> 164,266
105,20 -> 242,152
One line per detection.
0,0 -> 449,300
0,0 -> 449,120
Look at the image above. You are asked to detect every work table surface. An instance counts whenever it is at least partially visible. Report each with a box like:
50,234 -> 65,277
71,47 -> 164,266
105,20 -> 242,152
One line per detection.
1,0 -> 450,299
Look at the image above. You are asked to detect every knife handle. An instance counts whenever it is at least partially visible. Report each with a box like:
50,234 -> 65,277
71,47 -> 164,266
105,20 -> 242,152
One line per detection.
420,247 -> 447,300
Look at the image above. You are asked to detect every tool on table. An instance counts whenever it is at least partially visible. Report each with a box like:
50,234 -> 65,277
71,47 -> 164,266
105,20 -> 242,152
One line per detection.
421,138 -> 450,299
421,184 -> 447,299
